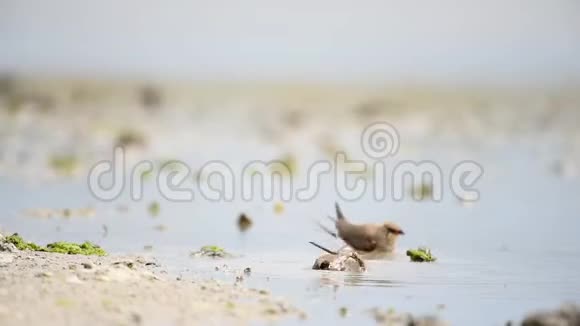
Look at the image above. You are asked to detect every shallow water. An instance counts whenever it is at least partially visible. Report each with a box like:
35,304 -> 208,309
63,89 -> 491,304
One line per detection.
1,86 -> 580,325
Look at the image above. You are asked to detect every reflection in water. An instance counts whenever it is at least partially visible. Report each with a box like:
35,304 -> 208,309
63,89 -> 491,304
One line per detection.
342,274 -> 404,288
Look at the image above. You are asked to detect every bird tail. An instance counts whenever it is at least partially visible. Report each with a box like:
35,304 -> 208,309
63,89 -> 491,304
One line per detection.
317,221 -> 337,238
335,202 -> 345,220
308,241 -> 337,255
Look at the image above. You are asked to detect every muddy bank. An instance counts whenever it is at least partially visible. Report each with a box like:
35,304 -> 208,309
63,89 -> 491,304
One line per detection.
0,248 -> 304,326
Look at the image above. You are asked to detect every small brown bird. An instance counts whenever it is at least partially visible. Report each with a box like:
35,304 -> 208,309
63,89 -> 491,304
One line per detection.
320,203 -> 405,259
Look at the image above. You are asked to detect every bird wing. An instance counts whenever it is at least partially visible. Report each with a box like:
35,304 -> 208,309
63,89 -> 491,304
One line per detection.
344,235 -> 377,252
338,224 -> 378,252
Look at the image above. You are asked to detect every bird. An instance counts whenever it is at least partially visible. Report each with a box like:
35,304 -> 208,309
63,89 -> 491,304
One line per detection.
319,203 -> 405,259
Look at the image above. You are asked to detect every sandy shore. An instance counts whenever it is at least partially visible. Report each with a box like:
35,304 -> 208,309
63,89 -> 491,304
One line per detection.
0,247 -> 304,326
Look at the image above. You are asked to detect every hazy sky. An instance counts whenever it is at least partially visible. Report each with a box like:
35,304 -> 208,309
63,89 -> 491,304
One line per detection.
1,0 -> 580,85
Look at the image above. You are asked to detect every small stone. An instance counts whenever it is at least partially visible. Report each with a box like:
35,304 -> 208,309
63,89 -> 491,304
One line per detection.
82,262 -> 93,269
131,312 -> 143,325
243,267 -> 251,275
237,213 -> 253,232
0,242 -> 17,253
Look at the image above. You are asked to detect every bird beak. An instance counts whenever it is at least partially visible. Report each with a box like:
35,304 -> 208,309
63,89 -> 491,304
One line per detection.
399,230 -> 405,235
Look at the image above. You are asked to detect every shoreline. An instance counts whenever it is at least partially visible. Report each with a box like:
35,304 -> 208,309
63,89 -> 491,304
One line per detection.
0,248 -> 304,326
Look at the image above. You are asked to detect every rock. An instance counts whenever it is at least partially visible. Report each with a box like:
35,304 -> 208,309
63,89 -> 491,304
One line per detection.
131,312 -> 143,325
312,251 -> 366,272
82,262 -> 93,269
237,213 -> 253,232
0,241 -> 17,253
521,303 -> 580,326
0,242 -> 16,253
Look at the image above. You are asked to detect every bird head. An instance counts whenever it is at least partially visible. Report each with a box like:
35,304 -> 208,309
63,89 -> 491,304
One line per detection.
383,222 -> 405,236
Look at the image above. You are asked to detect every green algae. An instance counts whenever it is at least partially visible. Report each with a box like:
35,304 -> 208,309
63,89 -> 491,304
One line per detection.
50,155 -> 79,175
46,241 -> 106,256
3,233 -> 106,256
406,247 -> 437,262
191,245 -> 232,258
4,233 -> 44,251
148,201 -> 160,217
411,182 -> 434,201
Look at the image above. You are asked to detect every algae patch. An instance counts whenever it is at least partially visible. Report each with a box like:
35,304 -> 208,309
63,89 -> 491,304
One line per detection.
191,245 -> 232,258
411,182 -> 434,201
49,155 -> 79,176
406,247 -> 436,262
4,233 -> 43,251
46,241 -> 106,256
148,201 -> 160,217
3,233 -> 106,256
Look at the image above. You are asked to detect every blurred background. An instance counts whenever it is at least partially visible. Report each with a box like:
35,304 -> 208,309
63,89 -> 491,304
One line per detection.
1,1 -> 580,325
2,0 -> 580,84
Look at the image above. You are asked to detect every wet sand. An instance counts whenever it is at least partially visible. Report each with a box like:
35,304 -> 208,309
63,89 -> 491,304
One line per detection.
0,243 -> 304,326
